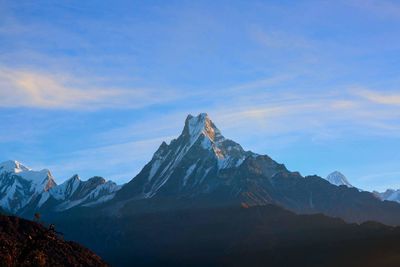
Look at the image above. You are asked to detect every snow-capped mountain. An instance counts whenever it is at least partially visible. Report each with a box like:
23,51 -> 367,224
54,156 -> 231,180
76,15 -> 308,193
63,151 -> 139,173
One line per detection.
374,189 -> 400,204
0,160 -> 120,215
114,113 -> 400,225
0,160 -> 56,213
3,113 -> 400,226
325,171 -> 353,188
117,113 -> 270,200
48,175 -> 120,211
115,113 -> 325,206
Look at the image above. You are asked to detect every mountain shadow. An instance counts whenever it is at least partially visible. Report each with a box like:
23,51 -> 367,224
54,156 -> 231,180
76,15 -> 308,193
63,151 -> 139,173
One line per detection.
48,203 -> 400,267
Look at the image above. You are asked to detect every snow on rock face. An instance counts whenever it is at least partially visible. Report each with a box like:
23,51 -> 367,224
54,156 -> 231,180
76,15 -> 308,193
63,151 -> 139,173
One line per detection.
0,160 -> 30,174
183,163 -> 198,187
152,113 -> 246,179
47,175 -> 121,211
181,113 -> 250,170
0,160 -> 120,213
183,113 -> 224,147
374,189 -> 400,204
325,171 -> 353,188
0,160 -> 57,212
0,160 -> 56,193
49,175 -> 81,200
120,113 -> 256,199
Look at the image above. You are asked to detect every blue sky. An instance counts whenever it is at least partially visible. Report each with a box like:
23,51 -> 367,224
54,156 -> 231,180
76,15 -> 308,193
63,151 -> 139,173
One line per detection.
0,0 -> 399,191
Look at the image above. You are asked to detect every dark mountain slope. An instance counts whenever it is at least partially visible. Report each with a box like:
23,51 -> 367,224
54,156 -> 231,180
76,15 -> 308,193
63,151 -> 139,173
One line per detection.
50,204 -> 400,267
0,214 -> 109,267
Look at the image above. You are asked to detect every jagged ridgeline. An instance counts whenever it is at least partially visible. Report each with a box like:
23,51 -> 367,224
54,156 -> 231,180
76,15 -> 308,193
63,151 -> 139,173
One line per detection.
0,160 -> 120,217
110,113 -> 400,225
2,113 -> 400,224
2,113 -> 400,266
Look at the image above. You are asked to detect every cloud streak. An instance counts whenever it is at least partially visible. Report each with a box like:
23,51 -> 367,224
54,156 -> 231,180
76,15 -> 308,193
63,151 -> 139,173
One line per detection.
0,68 -> 179,110
354,88 -> 400,106
203,85 -> 400,142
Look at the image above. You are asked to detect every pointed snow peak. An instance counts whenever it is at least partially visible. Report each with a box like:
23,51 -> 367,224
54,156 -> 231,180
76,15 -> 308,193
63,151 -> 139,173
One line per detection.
0,160 -> 55,189
375,189 -> 400,203
50,174 -> 82,199
68,174 -> 81,182
0,160 -> 30,173
61,174 -> 81,187
326,171 -> 353,188
182,113 -> 224,146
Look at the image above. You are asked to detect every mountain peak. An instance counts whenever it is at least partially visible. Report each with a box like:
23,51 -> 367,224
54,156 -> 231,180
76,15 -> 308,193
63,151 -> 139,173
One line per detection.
326,171 -> 353,188
0,160 -> 30,174
375,189 -> 400,203
0,160 -> 56,212
182,113 -> 224,147
118,112 -> 255,199
0,160 -> 55,186
70,174 -> 81,181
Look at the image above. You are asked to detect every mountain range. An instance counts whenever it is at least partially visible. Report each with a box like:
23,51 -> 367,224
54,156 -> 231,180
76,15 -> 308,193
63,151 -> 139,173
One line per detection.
1,113 -> 400,266
0,160 -> 120,215
1,113 -> 400,221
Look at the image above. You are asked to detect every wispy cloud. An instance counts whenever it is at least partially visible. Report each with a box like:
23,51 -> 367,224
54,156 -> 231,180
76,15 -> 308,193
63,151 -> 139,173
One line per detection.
104,81 -> 400,146
204,85 -> 400,142
0,68 -> 179,110
353,88 -> 400,106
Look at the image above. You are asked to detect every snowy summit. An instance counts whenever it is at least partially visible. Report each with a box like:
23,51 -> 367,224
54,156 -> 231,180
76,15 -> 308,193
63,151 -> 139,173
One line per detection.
0,160 -> 120,214
325,171 -> 353,188
0,160 -> 30,174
